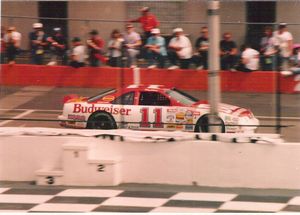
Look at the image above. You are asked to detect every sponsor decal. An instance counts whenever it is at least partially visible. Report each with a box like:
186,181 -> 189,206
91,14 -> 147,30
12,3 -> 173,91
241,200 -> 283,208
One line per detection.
68,114 -> 86,121
225,116 -> 231,121
167,108 -> 177,113
175,111 -> 185,129
73,104 -> 131,115
185,110 -> 194,130
193,111 -> 201,116
166,115 -> 176,129
102,95 -> 115,102
225,116 -> 238,124
185,110 -> 193,120
185,124 -> 193,131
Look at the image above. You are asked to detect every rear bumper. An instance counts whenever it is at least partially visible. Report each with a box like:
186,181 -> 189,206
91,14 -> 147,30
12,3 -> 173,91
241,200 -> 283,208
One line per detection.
58,115 -> 67,127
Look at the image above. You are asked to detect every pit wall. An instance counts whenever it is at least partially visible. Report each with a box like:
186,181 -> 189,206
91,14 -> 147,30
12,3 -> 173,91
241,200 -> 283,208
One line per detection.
0,129 -> 299,189
1,64 -> 299,93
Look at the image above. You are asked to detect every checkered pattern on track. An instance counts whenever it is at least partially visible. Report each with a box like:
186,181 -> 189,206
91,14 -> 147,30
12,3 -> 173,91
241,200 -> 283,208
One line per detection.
0,187 -> 300,213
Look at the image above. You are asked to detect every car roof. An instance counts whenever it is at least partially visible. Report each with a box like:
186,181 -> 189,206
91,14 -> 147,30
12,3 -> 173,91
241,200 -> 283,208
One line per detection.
126,84 -> 169,91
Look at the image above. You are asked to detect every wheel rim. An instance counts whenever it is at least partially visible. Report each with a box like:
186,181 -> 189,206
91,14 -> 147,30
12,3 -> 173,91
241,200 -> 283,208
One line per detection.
90,113 -> 114,129
196,116 -> 225,133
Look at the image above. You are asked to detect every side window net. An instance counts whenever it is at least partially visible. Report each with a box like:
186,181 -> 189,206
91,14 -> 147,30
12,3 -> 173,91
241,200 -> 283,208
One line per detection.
139,92 -> 170,106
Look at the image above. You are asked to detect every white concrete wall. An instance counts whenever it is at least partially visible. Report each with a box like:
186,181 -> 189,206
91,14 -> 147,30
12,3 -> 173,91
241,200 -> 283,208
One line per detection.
1,133 -> 300,189
0,136 -> 64,181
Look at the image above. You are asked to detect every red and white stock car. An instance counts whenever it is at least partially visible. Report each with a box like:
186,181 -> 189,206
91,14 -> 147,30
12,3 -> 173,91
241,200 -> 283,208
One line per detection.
58,85 -> 259,133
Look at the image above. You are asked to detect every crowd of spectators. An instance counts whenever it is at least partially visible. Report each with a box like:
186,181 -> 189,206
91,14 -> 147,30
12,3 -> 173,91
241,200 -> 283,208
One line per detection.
1,7 -> 299,75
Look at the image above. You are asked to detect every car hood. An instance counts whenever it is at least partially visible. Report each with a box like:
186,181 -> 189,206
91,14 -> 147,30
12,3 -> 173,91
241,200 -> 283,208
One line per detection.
192,101 -> 250,116
63,94 -> 88,103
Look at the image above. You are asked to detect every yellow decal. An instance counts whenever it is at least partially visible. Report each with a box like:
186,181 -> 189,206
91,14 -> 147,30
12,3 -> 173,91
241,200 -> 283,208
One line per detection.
102,95 -> 115,102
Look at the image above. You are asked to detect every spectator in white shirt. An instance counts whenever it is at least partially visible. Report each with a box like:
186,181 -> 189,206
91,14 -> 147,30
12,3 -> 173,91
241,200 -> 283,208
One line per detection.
4,26 -> 21,64
123,24 -> 142,68
69,37 -> 86,68
108,29 -> 124,67
237,44 -> 260,72
273,23 -> 293,71
168,28 -> 192,69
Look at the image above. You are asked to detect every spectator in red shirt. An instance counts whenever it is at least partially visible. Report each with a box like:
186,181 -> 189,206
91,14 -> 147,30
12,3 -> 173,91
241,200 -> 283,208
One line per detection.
86,30 -> 107,67
129,7 -> 159,44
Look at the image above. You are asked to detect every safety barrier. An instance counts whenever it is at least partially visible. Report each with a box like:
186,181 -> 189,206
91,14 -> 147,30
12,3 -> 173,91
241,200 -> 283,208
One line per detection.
1,127 -> 300,189
1,64 -> 299,93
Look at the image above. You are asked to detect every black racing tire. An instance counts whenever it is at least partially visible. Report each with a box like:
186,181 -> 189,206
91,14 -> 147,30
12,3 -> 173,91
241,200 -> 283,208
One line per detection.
194,115 -> 225,133
87,111 -> 117,130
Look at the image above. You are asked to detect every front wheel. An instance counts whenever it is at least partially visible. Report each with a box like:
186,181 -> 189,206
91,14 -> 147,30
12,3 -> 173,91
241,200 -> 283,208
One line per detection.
194,115 -> 225,133
87,111 -> 117,129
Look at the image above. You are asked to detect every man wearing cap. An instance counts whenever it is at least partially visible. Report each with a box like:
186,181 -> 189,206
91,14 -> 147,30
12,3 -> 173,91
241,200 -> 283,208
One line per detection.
3,26 -> 22,64
69,37 -> 86,68
123,24 -> 142,68
29,23 -> 48,65
145,28 -> 167,68
273,23 -> 294,71
129,7 -> 159,44
168,28 -> 192,69
87,29 -> 107,67
47,27 -> 68,65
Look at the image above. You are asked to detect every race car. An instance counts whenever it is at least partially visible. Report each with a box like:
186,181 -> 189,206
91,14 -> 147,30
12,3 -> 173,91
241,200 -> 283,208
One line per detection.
58,85 -> 259,133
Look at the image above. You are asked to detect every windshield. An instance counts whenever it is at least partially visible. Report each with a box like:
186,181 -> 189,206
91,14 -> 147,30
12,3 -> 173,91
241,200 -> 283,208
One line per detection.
87,89 -> 116,103
166,88 -> 199,105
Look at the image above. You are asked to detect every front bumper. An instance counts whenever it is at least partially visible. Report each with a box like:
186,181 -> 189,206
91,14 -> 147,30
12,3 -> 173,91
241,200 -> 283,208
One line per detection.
238,117 -> 260,133
58,115 -> 86,129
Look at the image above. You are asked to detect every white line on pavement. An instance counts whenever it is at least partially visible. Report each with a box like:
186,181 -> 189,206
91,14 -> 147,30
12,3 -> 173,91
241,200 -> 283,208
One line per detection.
0,110 -> 35,126
257,116 -> 300,121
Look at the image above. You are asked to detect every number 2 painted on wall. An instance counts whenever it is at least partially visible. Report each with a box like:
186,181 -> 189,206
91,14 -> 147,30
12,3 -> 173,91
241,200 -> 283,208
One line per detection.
140,108 -> 163,128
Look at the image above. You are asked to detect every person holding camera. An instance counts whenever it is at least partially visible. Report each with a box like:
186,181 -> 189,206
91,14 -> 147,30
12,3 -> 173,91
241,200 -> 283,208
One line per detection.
47,27 -> 68,65
29,23 -> 48,65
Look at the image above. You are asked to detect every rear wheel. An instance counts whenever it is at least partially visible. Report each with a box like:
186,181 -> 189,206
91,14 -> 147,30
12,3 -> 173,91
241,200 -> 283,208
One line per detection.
194,115 -> 225,133
87,111 -> 117,129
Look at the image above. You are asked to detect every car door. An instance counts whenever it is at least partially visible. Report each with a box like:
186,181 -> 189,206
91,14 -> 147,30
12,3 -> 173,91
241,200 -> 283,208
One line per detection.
137,91 -> 175,131
110,91 -> 136,129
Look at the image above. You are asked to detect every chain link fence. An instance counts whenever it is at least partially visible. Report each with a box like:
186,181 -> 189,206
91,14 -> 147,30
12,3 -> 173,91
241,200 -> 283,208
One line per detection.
1,8 -> 300,141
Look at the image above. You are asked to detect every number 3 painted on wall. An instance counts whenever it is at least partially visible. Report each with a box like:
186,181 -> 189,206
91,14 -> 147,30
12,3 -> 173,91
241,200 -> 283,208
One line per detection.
46,176 -> 55,185
140,108 -> 163,128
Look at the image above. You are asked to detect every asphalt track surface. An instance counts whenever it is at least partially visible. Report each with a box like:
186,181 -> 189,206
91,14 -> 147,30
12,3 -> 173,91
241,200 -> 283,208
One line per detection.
0,85 -> 299,142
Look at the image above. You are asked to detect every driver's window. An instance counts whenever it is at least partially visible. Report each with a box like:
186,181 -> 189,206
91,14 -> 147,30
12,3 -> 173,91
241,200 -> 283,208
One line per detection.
112,92 -> 135,105
139,92 -> 170,106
